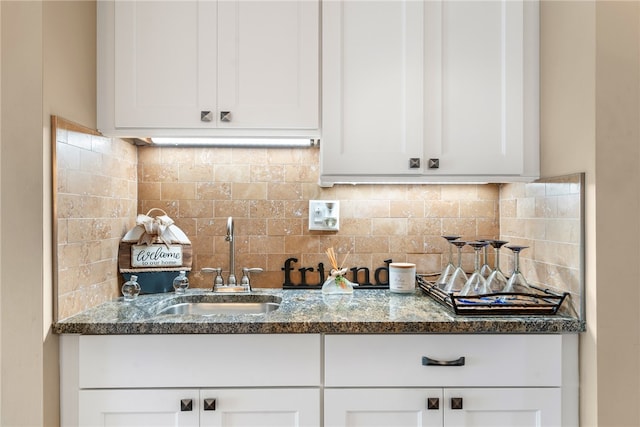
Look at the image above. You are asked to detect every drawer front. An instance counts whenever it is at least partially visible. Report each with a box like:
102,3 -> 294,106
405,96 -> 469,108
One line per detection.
79,334 -> 321,388
324,334 -> 562,387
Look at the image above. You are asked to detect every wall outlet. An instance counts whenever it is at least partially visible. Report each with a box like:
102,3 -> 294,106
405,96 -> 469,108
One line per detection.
308,200 -> 340,231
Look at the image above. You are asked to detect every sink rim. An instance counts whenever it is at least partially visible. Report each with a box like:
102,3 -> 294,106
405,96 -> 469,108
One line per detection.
153,293 -> 282,317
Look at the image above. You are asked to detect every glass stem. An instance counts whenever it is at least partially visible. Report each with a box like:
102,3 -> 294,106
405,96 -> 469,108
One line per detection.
495,248 -> 501,270
513,251 -> 520,274
448,243 -> 453,264
474,249 -> 481,272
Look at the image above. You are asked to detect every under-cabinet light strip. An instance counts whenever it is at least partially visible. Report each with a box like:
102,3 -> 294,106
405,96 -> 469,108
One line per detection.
151,137 -> 319,148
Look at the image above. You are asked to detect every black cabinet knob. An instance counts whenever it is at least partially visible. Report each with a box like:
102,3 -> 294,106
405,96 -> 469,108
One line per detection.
427,397 -> 440,410
204,398 -> 217,411
451,397 -> 463,410
180,399 -> 193,412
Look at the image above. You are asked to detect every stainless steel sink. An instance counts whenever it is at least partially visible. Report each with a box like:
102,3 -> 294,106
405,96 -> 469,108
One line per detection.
155,294 -> 281,316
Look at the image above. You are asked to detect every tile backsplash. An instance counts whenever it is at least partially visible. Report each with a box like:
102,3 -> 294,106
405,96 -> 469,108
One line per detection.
136,146 -> 499,289
56,129 -> 137,320
55,128 -> 583,320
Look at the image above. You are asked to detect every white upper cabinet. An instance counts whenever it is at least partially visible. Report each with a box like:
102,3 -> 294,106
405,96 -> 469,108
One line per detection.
321,0 -> 425,177
320,0 -> 539,186
98,0 -> 320,137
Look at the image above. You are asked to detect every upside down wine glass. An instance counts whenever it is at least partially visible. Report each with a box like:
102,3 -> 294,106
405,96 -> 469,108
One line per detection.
443,240 -> 468,293
486,240 -> 509,292
436,235 -> 461,287
503,245 -> 531,293
478,239 -> 493,278
460,241 -> 491,296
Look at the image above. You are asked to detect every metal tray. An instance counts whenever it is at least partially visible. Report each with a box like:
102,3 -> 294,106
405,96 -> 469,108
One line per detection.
417,274 -> 568,316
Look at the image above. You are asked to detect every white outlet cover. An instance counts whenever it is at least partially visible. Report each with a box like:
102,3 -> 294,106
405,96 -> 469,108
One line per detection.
308,200 -> 340,231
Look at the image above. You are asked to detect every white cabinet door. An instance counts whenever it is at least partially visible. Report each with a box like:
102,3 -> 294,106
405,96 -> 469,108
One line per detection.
79,389 -> 200,427
423,0 -> 533,177
200,388 -> 320,427
217,0 -> 319,129
112,0 -> 217,129
100,0 -> 319,135
324,388 -> 443,427
320,0 -> 539,185
443,388 -> 561,427
321,0 -> 425,176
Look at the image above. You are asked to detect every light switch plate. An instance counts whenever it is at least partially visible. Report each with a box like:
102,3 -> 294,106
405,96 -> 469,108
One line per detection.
308,200 -> 340,231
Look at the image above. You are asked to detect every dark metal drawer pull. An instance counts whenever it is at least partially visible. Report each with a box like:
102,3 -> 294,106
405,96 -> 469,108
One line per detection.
203,398 -> 217,411
451,397 -> 463,410
427,397 -> 440,410
422,356 -> 465,366
180,399 -> 193,412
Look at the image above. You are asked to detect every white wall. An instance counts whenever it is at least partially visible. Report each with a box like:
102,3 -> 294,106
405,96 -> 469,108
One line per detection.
541,1 -> 640,426
0,1 -> 96,425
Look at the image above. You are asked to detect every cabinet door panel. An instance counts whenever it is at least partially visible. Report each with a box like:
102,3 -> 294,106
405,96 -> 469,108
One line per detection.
425,0 -> 525,176
200,388 -> 320,427
444,388 -> 561,427
217,0 -> 319,129
324,388 -> 443,427
322,0 -> 424,175
79,389 -> 199,427
114,1 -> 217,128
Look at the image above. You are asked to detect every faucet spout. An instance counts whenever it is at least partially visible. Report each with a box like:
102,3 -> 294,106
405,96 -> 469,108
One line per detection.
226,216 -> 236,285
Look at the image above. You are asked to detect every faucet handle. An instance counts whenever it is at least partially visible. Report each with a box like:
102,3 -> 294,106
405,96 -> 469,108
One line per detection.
201,268 -> 224,287
241,267 -> 263,286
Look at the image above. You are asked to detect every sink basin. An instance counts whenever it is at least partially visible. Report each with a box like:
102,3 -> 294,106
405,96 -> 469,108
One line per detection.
155,294 -> 281,316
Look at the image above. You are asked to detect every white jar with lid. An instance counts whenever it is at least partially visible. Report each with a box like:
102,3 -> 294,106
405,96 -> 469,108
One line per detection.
389,262 -> 416,293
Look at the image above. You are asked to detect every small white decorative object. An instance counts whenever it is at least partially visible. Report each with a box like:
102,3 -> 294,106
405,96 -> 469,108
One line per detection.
321,248 -> 354,294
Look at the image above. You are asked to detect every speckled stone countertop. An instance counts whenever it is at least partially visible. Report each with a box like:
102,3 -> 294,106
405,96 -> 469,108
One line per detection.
53,289 -> 585,335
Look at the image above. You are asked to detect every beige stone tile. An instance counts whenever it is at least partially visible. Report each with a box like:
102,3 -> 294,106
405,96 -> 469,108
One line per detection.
284,235 -> 320,254
442,218 -> 476,239
268,218 -> 303,236
355,236 -> 390,253
267,182 -> 303,200
214,164 -> 251,183
516,197 -> 536,218
179,200 -> 214,218
407,185 -> 442,200
389,235 -> 423,254
426,200 -> 459,218
373,218 -> 407,236
499,199 -> 517,218
346,200 -> 390,218
477,183 -> 500,200
250,236 -> 285,254
284,200 -> 307,219
390,200 -> 424,218
284,163 -> 319,183
232,148 -> 268,165
476,219 -> 499,239
137,146 -> 161,164
180,163 -> 214,182
460,200 -> 497,219
138,182 -> 161,201
441,185 -> 477,200
233,182 -> 267,200
524,218 -> 546,240
546,219 -> 580,244
214,200 -> 250,218
535,196 -> 558,218
197,182 -> 232,200
253,164 -> 285,182
161,182 -> 196,201
557,194 -> 580,218
408,217 -> 442,236
194,147 -> 232,164
140,163 -> 180,183
160,147 -> 195,164
250,200 -> 286,219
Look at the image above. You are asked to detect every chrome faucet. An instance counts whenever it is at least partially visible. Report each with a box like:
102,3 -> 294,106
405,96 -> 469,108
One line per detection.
202,216 -> 262,293
226,216 -> 237,286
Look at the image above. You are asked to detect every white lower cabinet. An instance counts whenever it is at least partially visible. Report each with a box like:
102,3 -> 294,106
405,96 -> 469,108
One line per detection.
324,388 -> 560,427
60,334 -> 576,427
79,388 -> 320,427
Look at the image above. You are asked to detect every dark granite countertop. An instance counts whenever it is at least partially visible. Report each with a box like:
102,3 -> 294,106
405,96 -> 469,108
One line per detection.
53,289 -> 585,335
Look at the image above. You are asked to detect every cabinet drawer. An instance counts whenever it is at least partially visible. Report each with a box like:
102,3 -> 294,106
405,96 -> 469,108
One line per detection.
79,334 -> 321,388
324,334 -> 561,387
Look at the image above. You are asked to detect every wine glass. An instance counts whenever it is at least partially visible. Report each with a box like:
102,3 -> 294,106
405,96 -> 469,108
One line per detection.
436,235 -> 461,287
503,245 -> 531,293
478,239 -> 493,278
460,241 -> 490,296
486,240 -> 509,292
443,240 -> 468,293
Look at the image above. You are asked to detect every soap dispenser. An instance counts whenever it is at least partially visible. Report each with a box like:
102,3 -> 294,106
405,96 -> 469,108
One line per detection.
121,275 -> 141,301
173,271 -> 189,294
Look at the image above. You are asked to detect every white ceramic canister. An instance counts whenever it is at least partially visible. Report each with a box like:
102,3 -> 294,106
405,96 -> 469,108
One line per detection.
389,262 -> 417,293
